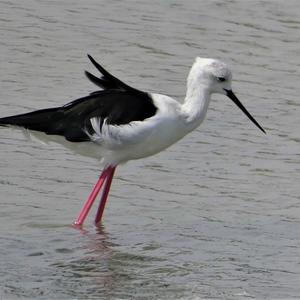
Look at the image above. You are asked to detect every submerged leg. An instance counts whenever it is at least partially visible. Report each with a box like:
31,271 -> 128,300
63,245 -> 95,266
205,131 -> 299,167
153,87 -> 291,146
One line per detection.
73,167 -> 111,226
94,166 -> 116,225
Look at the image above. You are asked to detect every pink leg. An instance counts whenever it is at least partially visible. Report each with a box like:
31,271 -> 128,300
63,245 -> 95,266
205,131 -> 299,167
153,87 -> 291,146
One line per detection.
94,166 -> 116,225
73,167 -> 110,226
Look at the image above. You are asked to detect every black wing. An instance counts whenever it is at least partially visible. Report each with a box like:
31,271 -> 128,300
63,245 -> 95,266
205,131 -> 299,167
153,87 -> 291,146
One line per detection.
0,55 -> 157,142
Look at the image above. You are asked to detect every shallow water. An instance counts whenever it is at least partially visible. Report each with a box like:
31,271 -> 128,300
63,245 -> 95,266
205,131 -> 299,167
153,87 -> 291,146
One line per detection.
0,0 -> 299,299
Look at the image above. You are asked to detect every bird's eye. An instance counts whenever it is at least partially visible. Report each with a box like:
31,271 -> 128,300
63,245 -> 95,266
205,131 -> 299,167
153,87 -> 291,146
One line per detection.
217,77 -> 226,82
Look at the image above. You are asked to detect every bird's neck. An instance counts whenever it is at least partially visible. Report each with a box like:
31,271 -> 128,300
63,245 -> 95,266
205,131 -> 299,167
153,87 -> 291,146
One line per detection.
181,83 -> 211,130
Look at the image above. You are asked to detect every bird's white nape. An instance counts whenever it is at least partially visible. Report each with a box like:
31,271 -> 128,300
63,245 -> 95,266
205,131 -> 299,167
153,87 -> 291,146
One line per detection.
182,57 -> 232,127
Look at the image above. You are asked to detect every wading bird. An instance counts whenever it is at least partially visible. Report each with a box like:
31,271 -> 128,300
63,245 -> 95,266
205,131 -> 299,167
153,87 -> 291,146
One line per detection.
0,55 -> 265,226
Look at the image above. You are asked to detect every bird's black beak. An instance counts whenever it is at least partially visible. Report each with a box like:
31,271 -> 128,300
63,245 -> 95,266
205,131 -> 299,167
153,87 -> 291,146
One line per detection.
224,89 -> 266,134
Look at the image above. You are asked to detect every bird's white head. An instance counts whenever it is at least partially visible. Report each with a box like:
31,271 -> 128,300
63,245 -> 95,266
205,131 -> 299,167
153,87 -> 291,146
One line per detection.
188,57 -> 232,95
186,57 -> 265,133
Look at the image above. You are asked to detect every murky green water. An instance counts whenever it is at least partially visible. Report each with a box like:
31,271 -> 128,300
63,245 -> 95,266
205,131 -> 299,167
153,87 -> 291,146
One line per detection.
0,0 -> 299,299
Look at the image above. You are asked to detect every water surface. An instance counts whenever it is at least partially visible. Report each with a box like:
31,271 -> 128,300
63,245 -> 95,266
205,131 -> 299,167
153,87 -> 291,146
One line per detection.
0,0 -> 299,299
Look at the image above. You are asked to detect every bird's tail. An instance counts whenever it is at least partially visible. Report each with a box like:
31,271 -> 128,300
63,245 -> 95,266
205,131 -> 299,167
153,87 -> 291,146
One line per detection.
0,107 -> 64,134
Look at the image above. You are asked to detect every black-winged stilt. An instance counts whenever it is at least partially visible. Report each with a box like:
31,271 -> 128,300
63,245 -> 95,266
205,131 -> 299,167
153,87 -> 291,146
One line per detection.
0,55 -> 265,226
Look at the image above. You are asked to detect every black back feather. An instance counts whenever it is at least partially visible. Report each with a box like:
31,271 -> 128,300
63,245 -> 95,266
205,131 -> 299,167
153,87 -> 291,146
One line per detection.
0,55 -> 157,142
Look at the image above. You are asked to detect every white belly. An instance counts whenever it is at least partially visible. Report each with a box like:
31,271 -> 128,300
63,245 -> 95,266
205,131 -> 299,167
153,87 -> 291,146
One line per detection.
98,94 -> 189,164
102,116 -> 186,164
